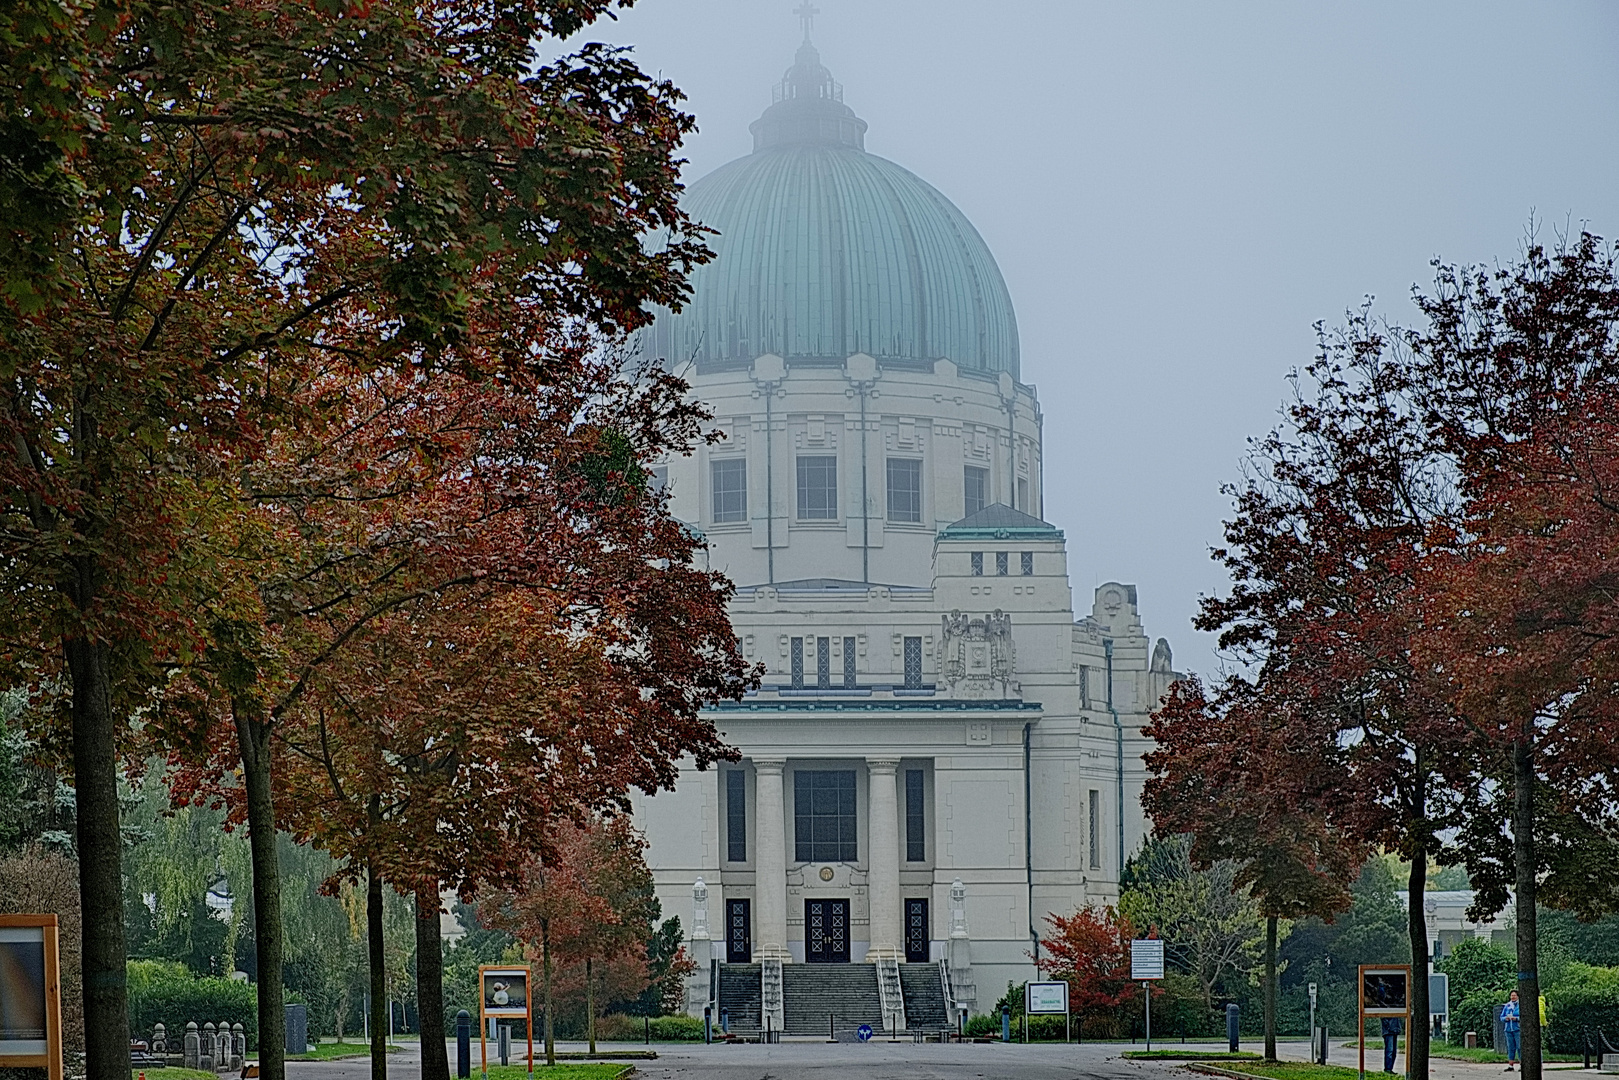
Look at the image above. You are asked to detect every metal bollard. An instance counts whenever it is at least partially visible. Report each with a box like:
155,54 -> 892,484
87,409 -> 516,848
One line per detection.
1227,1003 -> 1240,1053
497,1023 -> 510,1066
455,1010 -> 471,1079
703,1005 -> 712,1045
1002,1007 -> 1011,1043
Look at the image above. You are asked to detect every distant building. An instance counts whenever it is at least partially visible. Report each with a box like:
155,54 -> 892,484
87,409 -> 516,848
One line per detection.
630,32 -> 1178,1024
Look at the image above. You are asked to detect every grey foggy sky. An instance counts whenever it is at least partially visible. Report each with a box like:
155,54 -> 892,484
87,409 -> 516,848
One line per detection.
562,1 -> 1619,674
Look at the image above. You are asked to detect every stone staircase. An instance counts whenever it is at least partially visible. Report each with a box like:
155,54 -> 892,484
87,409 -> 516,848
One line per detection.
898,963 -> 952,1030
781,964 -> 884,1037
716,963 -> 762,1034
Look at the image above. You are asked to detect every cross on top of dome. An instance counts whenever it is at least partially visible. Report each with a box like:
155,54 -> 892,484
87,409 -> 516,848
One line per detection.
794,2 -> 819,41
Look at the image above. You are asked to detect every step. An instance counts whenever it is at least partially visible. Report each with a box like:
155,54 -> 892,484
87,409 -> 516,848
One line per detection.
780,963 -> 885,1037
898,963 -> 951,1030
716,963 -> 762,1034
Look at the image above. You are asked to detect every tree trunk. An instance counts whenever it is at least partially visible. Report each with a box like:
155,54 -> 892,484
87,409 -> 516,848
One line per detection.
586,957 -> 596,1055
416,886 -> 449,1080
1408,822 -> 1431,1080
236,707 -> 286,1077
542,920 -> 555,1066
65,634 -> 130,1080
1514,737 -> 1541,1080
1264,915 -> 1277,1062
368,861 -> 387,1080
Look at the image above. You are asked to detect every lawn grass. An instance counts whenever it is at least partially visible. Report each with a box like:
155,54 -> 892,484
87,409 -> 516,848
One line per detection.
284,1041 -> 402,1061
473,1066 -> 634,1080
1190,1062 -> 1364,1080
1123,1051 -> 1265,1061
131,1069 -> 217,1080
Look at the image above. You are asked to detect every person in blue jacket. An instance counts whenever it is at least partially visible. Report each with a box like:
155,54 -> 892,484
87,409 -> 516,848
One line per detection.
1381,1016 -> 1404,1073
1501,990 -> 1522,1070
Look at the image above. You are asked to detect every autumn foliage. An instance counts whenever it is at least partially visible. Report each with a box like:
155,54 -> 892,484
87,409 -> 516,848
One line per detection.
1036,905 -> 1140,1024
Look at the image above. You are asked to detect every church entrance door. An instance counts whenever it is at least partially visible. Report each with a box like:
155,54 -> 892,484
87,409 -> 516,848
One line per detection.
904,898 -> 929,962
726,899 -> 752,963
804,898 -> 849,963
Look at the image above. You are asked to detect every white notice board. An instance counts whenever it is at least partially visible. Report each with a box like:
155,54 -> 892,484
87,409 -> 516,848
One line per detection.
1131,938 -> 1165,980
1026,981 -> 1069,1015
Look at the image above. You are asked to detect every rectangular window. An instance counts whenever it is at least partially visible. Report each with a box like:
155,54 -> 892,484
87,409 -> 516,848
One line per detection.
796,455 -> 838,520
903,636 -> 923,689
816,636 -> 831,689
970,551 -> 983,576
1088,789 -> 1101,870
650,466 -> 669,495
886,458 -> 923,523
711,458 -> 747,522
726,770 -> 747,863
995,551 -> 1009,576
843,636 -> 857,688
1021,551 -> 1034,576
905,769 -> 926,862
794,770 -> 858,863
963,466 -> 988,518
1017,477 -> 1029,512
790,637 -> 804,689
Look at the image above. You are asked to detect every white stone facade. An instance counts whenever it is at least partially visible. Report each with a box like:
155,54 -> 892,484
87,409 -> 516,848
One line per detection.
632,354 -> 1178,1010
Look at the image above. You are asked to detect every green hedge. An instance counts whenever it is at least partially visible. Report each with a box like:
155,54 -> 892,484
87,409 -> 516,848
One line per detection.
1547,964 -> 1619,1054
647,1015 -> 705,1041
128,961 -> 257,1047
1450,988 -> 1503,1049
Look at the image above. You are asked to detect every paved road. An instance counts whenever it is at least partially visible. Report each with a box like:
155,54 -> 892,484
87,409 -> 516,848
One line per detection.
279,1035 -> 1586,1080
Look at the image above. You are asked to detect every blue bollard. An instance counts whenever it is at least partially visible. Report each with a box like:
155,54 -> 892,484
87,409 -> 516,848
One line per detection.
1227,1003 -> 1240,1053
456,1010 -> 471,1079
1002,1007 -> 1011,1042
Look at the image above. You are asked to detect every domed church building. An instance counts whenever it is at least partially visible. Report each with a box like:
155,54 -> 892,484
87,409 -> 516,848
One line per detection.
632,28 -> 1180,1033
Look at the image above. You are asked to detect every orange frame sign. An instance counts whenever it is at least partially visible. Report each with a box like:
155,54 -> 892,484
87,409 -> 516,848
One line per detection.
0,914 -> 64,1080
478,965 -> 533,1079
1358,963 -> 1412,1080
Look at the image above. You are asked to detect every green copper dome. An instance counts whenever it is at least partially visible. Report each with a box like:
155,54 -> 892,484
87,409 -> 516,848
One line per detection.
648,41 -> 1020,378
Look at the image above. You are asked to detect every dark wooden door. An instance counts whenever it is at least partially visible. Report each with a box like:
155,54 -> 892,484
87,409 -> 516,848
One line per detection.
904,898 -> 929,963
804,898 -> 849,963
726,898 -> 752,963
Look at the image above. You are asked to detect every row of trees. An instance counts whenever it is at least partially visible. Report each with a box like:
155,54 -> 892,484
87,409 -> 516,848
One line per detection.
0,2 -> 755,1079
1144,230 -> 1619,1080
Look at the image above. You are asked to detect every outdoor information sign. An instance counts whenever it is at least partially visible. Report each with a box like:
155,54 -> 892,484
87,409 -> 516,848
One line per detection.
1132,939 -> 1165,1051
1024,981 -> 1070,1043
0,914 -> 63,1080
479,966 -> 533,1079
1358,964 -> 1411,1080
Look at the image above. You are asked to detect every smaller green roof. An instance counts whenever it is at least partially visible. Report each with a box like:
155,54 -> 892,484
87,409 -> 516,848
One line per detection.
938,503 -> 1063,541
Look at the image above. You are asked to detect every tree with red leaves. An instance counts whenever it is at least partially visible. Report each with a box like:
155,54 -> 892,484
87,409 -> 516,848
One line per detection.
484,817 -> 665,1065
2,1 -> 713,1075
1036,905 -> 1139,1034
1147,676 -> 1365,1060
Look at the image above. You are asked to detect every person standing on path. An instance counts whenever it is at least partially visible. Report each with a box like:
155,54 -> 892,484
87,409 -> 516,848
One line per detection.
1382,1016 -> 1405,1073
1501,990 -> 1522,1071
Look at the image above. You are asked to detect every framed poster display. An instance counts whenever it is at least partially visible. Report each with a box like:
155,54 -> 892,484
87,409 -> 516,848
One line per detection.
1358,964 -> 1412,1080
0,914 -> 63,1080
478,965 -> 533,1077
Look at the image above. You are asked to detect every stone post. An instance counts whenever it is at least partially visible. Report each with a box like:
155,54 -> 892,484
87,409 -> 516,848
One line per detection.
216,1021 -> 231,1068
231,1023 -> 245,1069
865,757 -> 902,956
199,1022 -> 216,1072
183,1022 -> 199,1071
753,758 -> 788,956
687,877 -> 712,1015
152,1023 -> 167,1055
948,877 -> 977,1016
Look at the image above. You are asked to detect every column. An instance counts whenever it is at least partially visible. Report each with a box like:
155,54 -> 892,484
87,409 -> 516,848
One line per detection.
754,757 -> 788,955
866,756 -> 902,955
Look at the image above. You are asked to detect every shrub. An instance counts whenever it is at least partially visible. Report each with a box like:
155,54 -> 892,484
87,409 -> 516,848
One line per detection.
1439,939 -> 1515,1005
1028,1014 -> 1069,1041
964,1013 -> 1000,1038
1546,964 -> 1619,1054
647,1014 -> 705,1041
1451,988 -> 1504,1048
127,960 -> 257,1047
